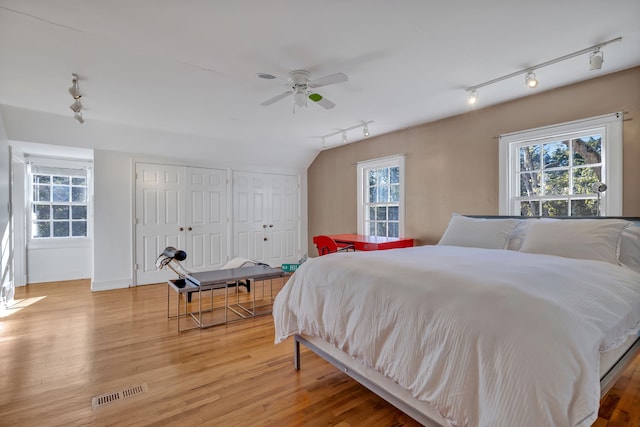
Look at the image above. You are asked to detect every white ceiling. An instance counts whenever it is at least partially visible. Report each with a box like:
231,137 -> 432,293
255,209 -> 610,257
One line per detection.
1,1 -> 639,170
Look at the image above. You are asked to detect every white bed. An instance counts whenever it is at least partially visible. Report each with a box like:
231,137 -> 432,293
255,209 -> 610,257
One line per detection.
273,216 -> 640,427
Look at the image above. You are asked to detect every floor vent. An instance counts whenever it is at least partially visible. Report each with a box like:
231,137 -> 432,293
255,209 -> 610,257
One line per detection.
92,382 -> 148,410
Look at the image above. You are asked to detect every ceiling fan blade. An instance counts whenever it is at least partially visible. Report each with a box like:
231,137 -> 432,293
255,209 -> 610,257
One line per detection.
260,91 -> 293,106
308,93 -> 335,109
309,72 -> 348,89
257,72 -> 277,80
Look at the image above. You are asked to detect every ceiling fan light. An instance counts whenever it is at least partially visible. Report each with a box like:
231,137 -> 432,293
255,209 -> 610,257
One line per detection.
525,71 -> 538,88
293,91 -> 307,107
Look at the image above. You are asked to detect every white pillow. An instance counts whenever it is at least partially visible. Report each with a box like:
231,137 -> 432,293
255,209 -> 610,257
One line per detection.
619,224 -> 640,274
438,214 -> 520,249
518,219 -> 630,264
506,218 -> 559,251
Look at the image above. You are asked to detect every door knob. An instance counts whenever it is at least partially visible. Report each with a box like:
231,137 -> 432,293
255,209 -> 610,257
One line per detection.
269,224 -> 273,228
179,227 -> 184,231
188,227 -> 192,231
263,224 -> 267,228
264,237 -> 268,241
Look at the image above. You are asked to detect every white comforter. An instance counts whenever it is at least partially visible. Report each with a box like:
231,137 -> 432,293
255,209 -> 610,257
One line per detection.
273,245 -> 640,427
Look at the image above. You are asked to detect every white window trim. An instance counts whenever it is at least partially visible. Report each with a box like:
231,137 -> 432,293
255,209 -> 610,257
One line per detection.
499,112 -> 623,216
356,154 -> 406,236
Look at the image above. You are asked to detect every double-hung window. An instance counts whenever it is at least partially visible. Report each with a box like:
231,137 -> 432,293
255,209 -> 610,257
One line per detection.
29,161 -> 91,239
499,113 -> 623,216
357,154 -> 405,237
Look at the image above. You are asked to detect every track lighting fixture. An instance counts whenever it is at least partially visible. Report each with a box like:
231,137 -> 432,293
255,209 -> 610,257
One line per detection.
464,37 -> 621,106
68,73 -> 85,124
318,121 -> 373,149
68,74 -> 81,99
467,90 -> 478,106
525,71 -> 538,88
592,182 -> 607,193
589,49 -> 604,70
69,99 -> 83,113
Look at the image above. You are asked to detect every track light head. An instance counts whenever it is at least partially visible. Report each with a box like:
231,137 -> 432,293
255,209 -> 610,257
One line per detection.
592,181 -> 607,193
363,123 -> 370,137
342,131 -> 347,144
68,73 -> 82,99
525,71 -> 538,88
69,99 -> 83,113
589,50 -> 604,70
467,90 -> 478,105
74,112 -> 84,124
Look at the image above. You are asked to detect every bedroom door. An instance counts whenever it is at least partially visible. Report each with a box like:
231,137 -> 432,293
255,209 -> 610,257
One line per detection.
134,163 -> 229,285
232,171 -> 299,266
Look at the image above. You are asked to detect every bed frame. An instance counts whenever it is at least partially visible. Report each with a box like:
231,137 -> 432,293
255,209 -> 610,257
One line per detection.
292,216 -> 640,426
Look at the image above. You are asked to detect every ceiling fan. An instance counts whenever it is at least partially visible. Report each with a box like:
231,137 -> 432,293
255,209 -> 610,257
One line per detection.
258,70 -> 348,110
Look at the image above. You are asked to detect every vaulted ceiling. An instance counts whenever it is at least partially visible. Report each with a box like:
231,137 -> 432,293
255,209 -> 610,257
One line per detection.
1,1 -> 639,169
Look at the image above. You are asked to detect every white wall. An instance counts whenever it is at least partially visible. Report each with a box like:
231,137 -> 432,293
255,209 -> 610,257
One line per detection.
27,241 -> 92,283
0,110 -> 13,305
11,156 -> 26,287
92,149 -> 133,291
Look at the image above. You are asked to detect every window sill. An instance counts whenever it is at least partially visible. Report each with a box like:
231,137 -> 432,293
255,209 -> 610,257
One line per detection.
27,238 -> 91,250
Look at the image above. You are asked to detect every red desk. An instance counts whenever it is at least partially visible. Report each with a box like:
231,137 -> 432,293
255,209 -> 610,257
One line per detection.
313,234 -> 414,251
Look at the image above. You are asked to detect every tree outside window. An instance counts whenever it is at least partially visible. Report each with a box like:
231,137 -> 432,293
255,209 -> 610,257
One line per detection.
357,155 -> 405,237
500,113 -> 623,217
518,134 -> 603,216
31,169 -> 88,239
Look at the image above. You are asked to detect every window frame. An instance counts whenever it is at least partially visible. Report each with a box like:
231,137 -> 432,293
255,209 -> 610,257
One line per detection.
27,158 -> 92,245
499,113 -> 623,216
357,154 -> 406,237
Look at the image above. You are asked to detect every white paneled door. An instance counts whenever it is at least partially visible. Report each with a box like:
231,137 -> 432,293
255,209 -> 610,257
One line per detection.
184,167 -> 228,272
232,171 -> 298,267
135,163 -> 228,285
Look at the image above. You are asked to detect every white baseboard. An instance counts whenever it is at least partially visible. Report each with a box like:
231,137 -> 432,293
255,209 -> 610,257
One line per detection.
91,278 -> 131,291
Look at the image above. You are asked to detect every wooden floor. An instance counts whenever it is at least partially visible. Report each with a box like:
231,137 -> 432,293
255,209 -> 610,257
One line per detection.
1,280 -> 639,427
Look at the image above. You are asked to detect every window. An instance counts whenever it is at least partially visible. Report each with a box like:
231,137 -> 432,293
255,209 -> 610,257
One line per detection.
30,162 -> 90,239
499,113 -> 622,216
357,154 -> 405,237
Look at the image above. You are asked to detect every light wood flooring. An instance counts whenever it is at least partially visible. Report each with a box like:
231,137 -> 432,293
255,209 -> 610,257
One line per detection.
1,279 -> 639,426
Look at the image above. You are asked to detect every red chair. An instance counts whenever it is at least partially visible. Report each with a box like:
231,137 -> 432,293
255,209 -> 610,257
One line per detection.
315,235 -> 355,256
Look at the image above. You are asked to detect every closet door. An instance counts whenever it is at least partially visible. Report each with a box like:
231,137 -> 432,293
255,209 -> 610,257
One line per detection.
232,171 -> 299,266
135,163 -> 229,285
184,167 -> 228,273
232,171 -> 268,262
135,163 -> 185,285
